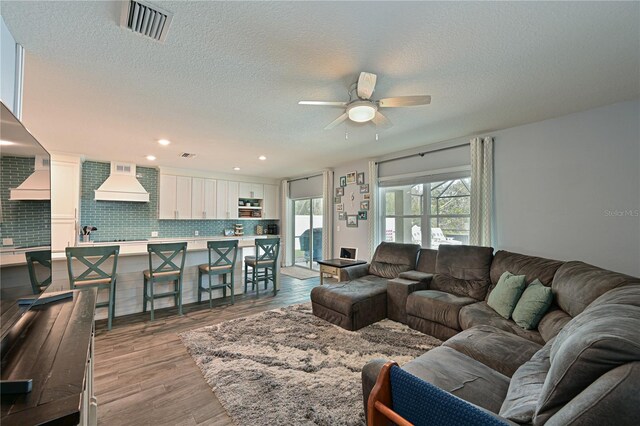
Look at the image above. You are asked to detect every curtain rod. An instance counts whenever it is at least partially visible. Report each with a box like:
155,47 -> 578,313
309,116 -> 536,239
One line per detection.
375,141 -> 471,166
287,173 -> 323,183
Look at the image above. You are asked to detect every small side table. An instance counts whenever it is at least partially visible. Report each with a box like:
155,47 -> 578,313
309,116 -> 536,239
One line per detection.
317,258 -> 367,285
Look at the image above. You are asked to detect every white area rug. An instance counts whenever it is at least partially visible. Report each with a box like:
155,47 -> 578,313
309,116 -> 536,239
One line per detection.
180,303 -> 441,425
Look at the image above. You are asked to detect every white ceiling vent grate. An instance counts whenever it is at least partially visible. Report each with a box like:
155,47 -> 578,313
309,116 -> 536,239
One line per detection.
179,152 -> 196,158
120,0 -> 173,42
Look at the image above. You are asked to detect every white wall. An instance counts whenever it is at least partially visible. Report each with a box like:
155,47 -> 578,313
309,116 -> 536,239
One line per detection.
1,16 -> 18,114
493,100 -> 639,276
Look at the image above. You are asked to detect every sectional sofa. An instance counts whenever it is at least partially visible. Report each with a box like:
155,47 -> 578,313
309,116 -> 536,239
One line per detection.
310,242 -> 640,425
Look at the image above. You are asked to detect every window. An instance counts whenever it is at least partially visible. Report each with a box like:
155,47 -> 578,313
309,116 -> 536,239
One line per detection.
381,177 -> 471,248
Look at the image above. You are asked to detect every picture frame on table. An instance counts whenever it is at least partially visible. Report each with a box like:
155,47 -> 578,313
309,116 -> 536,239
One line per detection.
346,172 -> 357,185
339,176 -> 347,187
336,187 -> 344,196
360,200 -> 369,210
338,212 -> 346,220
336,204 -> 344,212
357,172 -> 365,185
358,210 -> 368,220
334,196 -> 341,204
360,184 -> 369,194
346,215 -> 358,227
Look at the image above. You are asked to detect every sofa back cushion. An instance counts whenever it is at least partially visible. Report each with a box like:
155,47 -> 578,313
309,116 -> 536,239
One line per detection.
416,248 -> 437,273
369,242 -> 420,279
551,261 -> 636,317
488,251 -> 563,297
431,245 -> 494,300
534,303 -> 640,423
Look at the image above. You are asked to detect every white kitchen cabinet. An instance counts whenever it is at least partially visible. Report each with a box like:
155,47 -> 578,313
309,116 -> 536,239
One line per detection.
238,182 -> 264,199
158,174 -> 192,219
192,177 -> 217,219
227,181 -> 239,219
263,184 -> 280,219
50,154 -> 81,252
215,180 -> 239,219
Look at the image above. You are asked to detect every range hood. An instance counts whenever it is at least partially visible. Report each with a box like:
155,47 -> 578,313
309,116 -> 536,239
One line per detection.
9,155 -> 51,201
95,162 -> 149,202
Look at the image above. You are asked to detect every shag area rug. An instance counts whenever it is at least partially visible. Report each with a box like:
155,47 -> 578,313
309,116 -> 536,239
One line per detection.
180,303 -> 441,425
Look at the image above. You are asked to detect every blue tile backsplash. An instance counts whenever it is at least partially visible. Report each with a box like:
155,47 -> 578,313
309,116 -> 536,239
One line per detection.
0,156 -> 51,248
80,161 -> 278,242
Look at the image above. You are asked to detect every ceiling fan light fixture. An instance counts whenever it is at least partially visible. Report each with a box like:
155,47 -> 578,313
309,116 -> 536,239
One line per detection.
347,102 -> 376,123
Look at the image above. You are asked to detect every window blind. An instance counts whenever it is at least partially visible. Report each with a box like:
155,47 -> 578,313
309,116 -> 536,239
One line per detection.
289,174 -> 323,199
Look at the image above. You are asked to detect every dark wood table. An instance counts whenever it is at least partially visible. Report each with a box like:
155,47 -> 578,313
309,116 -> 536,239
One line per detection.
1,289 -> 96,425
317,258 -> 367,284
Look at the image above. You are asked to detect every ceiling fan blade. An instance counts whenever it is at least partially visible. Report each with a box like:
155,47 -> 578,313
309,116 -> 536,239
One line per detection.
324,113 -> 349,130
378,95 -> 431,108
372,111 -> 392,128
298,101 -> 347,106
357,72 -> 377,100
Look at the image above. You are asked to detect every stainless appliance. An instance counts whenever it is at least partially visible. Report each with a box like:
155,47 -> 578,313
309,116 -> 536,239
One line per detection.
266,224 -> 279,235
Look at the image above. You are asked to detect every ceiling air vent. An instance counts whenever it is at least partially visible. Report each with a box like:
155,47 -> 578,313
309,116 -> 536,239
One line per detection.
179,153 -> 196,159
120,0 -> 173,42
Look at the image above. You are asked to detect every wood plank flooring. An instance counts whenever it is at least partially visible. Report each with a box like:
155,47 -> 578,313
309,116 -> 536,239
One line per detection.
94,275 -> 323,425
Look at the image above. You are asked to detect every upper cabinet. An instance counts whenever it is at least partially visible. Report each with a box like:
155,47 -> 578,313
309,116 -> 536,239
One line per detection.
263,184 -> 279,219
192,178 -> 217,220
238,183 -> 263,199
158,175 -> 192,219
51,154 -> 81,251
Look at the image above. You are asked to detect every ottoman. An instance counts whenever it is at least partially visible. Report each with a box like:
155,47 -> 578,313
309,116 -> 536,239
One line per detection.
387,277 -> 430,324
310,279 -> 388,331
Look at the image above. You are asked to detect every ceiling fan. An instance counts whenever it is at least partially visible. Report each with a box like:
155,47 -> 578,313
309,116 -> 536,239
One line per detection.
298,72 -> 431,130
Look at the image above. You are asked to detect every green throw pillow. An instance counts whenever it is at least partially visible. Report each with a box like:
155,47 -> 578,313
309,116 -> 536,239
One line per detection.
487,271 -> 527,319
512,279 -> 553,329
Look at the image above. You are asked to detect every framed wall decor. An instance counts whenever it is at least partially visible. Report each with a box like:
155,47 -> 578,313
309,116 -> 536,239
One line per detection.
358,210 -> 368,220
336,187 -> 344,196
360,200 -> 369,210
336,203 -> 344,212
363,193 -> 370,200
338,212 -> 346,220
334,196 -> 341,204
357,172 -> 365,185
339,176 -> 347,187
346,172 -> 357,185
346,215 -> 358,227
360,184 -> 369,194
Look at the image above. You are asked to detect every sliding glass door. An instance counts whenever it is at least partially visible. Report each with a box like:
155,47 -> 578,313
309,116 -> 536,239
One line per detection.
293,197 -> 323,270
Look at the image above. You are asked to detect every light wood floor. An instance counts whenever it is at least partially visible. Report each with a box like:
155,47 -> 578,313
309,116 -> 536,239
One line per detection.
94,275 -> 324,425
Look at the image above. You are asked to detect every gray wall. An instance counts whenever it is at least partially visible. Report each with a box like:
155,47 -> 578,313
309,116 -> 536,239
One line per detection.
493,100 -> 639,276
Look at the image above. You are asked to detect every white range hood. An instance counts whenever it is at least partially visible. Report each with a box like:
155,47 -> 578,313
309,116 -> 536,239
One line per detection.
9,155 -> 51,201
94,162 -> 149,202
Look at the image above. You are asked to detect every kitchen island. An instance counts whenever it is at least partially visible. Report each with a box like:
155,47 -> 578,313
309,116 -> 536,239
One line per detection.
48,235 -> 279,320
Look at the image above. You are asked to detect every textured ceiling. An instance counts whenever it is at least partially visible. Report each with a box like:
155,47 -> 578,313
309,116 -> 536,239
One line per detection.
1,1 -> 638,178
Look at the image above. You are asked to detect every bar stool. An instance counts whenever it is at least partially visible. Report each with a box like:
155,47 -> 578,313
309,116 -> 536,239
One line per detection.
244,237 -> 280,296
198,240 -> 239,307
143,242 -> 187,321
66,246 -> 119,330
25,249 -> 52,294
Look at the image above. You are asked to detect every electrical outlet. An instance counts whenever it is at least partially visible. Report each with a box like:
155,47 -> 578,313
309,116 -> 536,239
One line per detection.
194,230 -> 199,236
337,226 -> 340,232
2,238 -> 13,246
151,231 -> 158,237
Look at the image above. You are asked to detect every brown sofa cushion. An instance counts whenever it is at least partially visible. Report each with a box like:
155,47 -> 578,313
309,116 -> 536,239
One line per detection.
406,290 -> 476,330
443,325 -> 542,377
310,276 -> 387,315
458,301 -> 545,345
368,242 -> 420,279
537,307 -> 572,342
397,270 -> 433,282
551,261 -> 636,317
431,245 -> 494,300
416,248 -> 437,273
488,250 -> 564,298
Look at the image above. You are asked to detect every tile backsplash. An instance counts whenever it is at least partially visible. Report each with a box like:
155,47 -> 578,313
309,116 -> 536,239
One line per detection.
80,161 -> 278,242
0,156 -> 51,248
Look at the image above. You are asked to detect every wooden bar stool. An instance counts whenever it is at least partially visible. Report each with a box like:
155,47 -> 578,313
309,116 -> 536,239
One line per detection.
143,242 -> 187,321
65,245 -> 119,330
244,237 -> 280,297
198,240 -> 239,307
25,249 -> 52,294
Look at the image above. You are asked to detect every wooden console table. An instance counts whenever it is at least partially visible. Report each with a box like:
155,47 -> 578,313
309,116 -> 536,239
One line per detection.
1,289 -> 97,426
317,258 -> 367,285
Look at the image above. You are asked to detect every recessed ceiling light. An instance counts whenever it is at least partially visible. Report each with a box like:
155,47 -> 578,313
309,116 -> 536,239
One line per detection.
158,139 -> 171,146
233,167 -> 241,171
0,140 -> 15,146
146,155 -> 156,161
258,155 -> 267,161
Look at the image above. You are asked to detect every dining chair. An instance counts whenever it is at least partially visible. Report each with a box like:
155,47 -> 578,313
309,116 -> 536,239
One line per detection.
66,245 -> 119,330
244,237 -> 280,296
198,240 -> 239,308
25,249 -> 52,294
143,242 -> 187,321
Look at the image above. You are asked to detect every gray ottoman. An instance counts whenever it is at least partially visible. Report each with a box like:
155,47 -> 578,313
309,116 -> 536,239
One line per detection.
387,277 -> 430,324
310,280 -> 387,331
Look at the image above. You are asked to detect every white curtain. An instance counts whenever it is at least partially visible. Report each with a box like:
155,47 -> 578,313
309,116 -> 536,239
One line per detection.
368,160 -> 381,260
322,170 -> 334,260
280,179 -> 293,267
470,136 -> 493,246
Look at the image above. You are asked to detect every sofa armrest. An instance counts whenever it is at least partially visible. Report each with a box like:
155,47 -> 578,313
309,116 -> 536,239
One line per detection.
387,277 -> 430,323
339,263 -> 370,281
398,270 -> 434,284
362,359 -> 388,421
